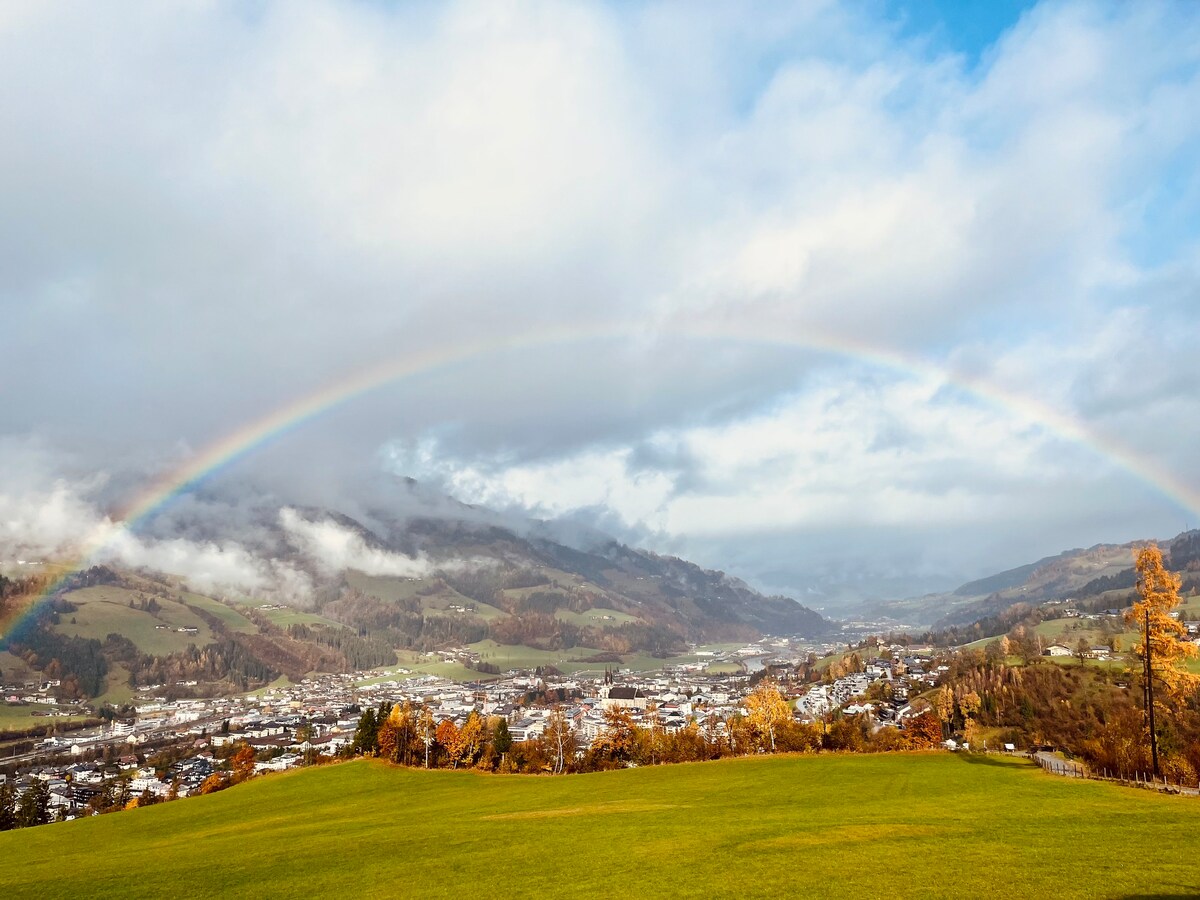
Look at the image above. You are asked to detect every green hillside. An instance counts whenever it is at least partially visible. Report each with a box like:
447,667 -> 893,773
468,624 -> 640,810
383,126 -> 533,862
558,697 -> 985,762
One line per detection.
2,754 -> 1198,899
54,585 -> 215,655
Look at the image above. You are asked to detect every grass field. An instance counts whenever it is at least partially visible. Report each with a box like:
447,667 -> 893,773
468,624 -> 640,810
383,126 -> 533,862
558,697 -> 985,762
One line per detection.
0,702 -> 90,731
0,649 -> 34,684
55,586 -> 215,655
94,663 -> 135,708
221,596 -> 345,630
462,640 -> 715,676
1,754 -> 1198,899
345,572 -> 508,620
553,606 -> 642,626
381,651 -> 484,684
704,661 -> 744,675
178,592 -> 258,634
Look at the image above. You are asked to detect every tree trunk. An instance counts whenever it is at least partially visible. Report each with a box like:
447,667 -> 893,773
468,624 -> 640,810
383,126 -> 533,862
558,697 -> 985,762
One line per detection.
1145,609 -> 1159,777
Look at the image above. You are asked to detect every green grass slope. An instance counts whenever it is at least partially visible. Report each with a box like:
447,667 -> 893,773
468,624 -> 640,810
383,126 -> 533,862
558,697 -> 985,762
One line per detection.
55,586 -> 214,655
3,754 -> 1199,899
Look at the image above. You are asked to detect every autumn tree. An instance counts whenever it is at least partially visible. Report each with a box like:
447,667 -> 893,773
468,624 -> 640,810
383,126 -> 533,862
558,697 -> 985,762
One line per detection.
726,713 -> 755,756
435,718 -> 459,767
589,706 -> 638,768
1125,545 -> 1200,775
198,772 -> 229,795
385,702 -> 420,766
932,685 -> 955,738
641,702 -> 664,764
454,711 -> 486,768
231,743 -> 257,783
543,707 -> 574,774
907,711 -> 943,749
376,705 -> 401,762
957,690 -> 983,748
745,679 -> 791,752
418,706 -> 436,769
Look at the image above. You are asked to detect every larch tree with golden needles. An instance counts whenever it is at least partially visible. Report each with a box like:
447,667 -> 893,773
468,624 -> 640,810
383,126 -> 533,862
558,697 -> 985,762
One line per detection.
435,717 -> 459,767
932,685 -> 955,739
1125,545 -> 1199,775
451,711 -> 485,769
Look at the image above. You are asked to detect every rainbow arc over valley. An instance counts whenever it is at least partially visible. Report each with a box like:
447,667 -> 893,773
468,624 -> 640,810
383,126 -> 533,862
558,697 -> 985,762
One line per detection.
4,317 -> 1197,639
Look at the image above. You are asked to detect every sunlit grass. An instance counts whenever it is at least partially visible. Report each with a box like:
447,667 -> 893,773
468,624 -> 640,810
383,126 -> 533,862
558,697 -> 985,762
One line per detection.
2,753 -> 1198,899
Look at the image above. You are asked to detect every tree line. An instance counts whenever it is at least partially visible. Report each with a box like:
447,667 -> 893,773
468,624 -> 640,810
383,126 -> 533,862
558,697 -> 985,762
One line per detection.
343,680 -> 949,776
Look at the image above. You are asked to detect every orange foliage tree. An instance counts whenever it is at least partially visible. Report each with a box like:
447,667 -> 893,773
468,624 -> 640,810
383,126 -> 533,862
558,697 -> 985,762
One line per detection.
907,711 -> 943,749
588,706 -> 637,767
376,705 -> 401,762
435,718 -> 459,767
1126,545 -> 1199,774
198,772 -> 229,795
231,743 -> 257,783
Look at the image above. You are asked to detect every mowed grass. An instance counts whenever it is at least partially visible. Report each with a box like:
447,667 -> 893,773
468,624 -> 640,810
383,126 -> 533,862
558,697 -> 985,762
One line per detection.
2,754 -> 1198,900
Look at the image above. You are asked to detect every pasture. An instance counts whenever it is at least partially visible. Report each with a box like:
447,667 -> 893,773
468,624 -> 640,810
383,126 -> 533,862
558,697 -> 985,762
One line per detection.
1,753 -> 1197,899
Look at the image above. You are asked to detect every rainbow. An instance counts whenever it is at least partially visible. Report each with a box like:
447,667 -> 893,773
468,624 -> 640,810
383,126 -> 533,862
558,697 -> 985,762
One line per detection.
4,317 -> 1197,640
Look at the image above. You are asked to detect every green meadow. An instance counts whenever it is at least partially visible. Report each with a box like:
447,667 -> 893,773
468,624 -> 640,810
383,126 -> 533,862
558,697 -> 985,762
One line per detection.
2,754 -> 1198,899
0,702 -> 91,732
55,586 -> 215,655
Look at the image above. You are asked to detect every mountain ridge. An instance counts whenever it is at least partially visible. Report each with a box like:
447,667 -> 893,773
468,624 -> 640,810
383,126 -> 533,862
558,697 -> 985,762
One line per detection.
854,529 -> 1200,629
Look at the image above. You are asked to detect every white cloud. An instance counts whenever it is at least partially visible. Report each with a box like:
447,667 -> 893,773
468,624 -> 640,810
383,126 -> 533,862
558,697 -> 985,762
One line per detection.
391,366 -> 1103,533
2,1 -> 1199,604
278,507 -> 437,578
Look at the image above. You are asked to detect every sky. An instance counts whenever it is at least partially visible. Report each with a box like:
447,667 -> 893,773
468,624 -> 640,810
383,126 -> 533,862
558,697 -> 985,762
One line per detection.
2,0 -> 1199,611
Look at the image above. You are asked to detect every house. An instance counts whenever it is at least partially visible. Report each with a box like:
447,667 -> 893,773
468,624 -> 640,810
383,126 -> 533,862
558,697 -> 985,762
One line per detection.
509,718 -> 546,742
1043,644 -> 1072,657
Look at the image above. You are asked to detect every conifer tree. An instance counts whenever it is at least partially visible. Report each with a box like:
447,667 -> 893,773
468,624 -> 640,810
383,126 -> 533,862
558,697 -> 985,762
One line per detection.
0,781 -> 15,831
1126,545 -> 1199,775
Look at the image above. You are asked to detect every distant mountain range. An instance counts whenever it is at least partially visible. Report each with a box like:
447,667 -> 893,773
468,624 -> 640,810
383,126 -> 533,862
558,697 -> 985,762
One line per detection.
11,470 -> 1198,701
1,490 -> 836,701
311,509 -> 835,644
854,529 -> 1200,629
